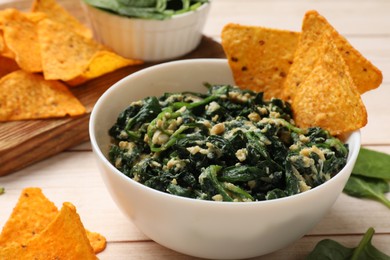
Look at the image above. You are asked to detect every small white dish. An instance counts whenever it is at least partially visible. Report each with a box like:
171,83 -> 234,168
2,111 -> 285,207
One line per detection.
81,1 -> 211,62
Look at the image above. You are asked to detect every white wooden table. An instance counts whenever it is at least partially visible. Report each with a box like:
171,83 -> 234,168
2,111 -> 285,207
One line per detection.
1,0 -> 390,259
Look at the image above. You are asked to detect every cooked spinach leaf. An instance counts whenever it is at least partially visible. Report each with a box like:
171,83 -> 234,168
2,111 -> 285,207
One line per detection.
109,84 -> 349,201
83,0 -> 208,20
306,227 -> 390,260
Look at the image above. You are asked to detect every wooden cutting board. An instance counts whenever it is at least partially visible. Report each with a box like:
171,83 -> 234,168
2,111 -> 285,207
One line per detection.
0,0 -> 226,176
0,37 -> 226,176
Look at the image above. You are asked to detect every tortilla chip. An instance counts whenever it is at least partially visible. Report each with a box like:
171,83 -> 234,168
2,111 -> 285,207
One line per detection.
291,34 -> 367,135
0,9 -> 42,72
67,50 -> 143,86
0,187 -> 107,254
222,23 -> 300,100
86,230 -> 107,254
283,10 -> 382,100
0,55 -> 19,78
31,0 -> 93,39
0,70 -> 86,121
25,11 -> 47,23
37,18 -> 103,81
0,202 -> 97,260
0,187 -> 58,248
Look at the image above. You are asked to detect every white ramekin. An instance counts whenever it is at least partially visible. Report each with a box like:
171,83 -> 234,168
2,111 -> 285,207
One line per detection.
81,2 -> 211,62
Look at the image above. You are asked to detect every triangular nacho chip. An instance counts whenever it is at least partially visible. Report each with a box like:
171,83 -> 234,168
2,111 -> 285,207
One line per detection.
25,11 -> 47,23
85,230 -> 107,254
37,18 -> 141,83
0,187 -> 106,254
0,70 -> 86,121
66,50 -> 143,86
0,9 -> 42,72
31,0 -> 93,39
283,10 -> 382,101
0,187 -> 58,247
304,10 -> 382,94
222,23 -> 299,100
37,18 -> 103,81
291,34 -> 367,135
0,202 -> 97,260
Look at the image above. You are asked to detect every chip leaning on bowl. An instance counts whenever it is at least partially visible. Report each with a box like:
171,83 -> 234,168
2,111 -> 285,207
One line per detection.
221,10 -> 383,136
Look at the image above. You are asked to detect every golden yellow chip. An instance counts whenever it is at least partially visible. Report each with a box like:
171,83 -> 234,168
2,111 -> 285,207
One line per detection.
31,0 -> 93,39
291,34 -> 367,135
0,202 -> 97,260
25,11 -> 47,23
37,18 -> 103,81
0,70 -> 86,121
283,10 -> 382,100
86,230 -> 108,254
0,187 -> 107,254
0,55 -> 19,78
0,9 -> 42,72
0,187 -> 58,248
221,23 -> 300,100
66,50 -> 143,86
305,10 -> 382,94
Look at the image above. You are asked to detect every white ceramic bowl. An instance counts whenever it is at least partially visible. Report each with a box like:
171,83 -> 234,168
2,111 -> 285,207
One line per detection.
81,1 -> 211,62
89,59 -> 361,259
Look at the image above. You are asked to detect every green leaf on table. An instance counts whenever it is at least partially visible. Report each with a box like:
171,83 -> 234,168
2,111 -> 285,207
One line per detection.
343,175 -> 390,209
0,187 -> 4,195
306,239 -> 354,259
306,227 -> 390,260
353,147 -> 390,180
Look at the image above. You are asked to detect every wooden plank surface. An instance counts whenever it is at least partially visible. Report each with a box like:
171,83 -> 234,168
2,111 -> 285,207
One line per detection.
1,0 -> 389,259
1,151 -> 389,258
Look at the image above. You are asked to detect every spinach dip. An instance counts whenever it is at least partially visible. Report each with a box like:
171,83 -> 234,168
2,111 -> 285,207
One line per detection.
108,84 -> 349,202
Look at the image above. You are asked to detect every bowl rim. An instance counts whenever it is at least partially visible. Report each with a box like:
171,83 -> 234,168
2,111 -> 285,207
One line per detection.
82,0 -> 211,21
89,58 -> 361,207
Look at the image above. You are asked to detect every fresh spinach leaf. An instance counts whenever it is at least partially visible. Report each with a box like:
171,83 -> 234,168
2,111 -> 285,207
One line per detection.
343,147 -> 390,208
306,227 -> 390,260
353,147 -> 390,180
343,175 -> 390,209
306,239 -> 354,259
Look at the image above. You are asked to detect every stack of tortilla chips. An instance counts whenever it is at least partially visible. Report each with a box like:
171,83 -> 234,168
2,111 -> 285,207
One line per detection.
0,187 -> 106,258
0,0 -> 142,122
221,10 -> 382,136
